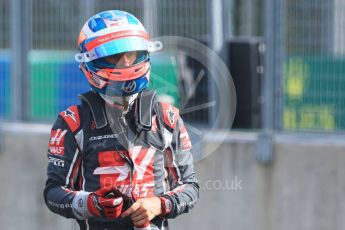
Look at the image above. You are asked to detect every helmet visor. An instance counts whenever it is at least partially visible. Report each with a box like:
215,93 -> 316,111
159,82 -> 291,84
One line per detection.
91,50 -> 149,69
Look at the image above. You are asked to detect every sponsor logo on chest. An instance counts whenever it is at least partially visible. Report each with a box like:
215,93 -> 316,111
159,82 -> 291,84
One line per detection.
89,133 -> 119,141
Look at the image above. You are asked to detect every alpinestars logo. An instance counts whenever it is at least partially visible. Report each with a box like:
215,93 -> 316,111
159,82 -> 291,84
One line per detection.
64,108 -> 77,123
49,129 -> 67,156
168,106 -> 176,125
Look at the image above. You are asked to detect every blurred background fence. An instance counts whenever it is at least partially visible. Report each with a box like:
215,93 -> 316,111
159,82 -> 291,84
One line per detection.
1,0 -> 345,132
283,0 -> 345,131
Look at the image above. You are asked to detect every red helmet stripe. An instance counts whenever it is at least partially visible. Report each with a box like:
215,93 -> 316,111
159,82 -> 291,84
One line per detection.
85,30 -> 150,51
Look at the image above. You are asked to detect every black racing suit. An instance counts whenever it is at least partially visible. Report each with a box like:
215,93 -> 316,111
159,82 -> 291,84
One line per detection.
43,90 -> 199,230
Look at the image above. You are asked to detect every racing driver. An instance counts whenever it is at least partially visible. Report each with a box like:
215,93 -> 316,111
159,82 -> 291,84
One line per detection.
43,10 -> 199,230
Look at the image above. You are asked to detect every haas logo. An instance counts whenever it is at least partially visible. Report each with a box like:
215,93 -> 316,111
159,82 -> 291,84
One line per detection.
95,147 -> 156,197
121,81 -> 136,93
49,129 -> 67,156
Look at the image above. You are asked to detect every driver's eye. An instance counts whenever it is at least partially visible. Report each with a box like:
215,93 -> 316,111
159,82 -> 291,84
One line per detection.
105,54 -> 122,64
126,52 -> 136,59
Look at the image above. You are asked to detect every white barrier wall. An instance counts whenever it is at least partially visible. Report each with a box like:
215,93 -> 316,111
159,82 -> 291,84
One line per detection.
172,133 -> 345,230
1,126 -> 344,230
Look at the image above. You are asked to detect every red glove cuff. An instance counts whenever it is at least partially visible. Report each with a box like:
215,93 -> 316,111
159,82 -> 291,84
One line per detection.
158,196 -> 172,216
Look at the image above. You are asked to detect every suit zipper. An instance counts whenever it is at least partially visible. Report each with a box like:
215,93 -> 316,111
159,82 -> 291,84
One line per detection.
117,115 -> 135,197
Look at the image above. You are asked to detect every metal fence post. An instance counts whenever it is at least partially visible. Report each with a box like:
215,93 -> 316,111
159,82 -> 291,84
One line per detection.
143,0 -> 158,36
274,0 -> 284,131
79,0 -> 95,24
256,0 -> 283,165
208,0 -> 225,128
10,0 -> 31,121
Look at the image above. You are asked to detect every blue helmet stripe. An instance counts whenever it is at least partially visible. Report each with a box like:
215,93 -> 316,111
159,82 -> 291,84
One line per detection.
88,17 -> 107,32
86,37 -> 148,61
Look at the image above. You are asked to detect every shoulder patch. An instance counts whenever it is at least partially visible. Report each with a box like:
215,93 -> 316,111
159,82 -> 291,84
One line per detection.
59,106 -> 81,133
48,129 -> 67,156
160,102 -> 179,130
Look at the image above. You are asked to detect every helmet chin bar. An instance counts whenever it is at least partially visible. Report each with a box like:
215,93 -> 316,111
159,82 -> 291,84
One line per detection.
99,93 -> 138,113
